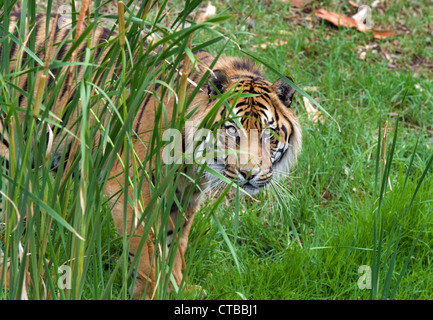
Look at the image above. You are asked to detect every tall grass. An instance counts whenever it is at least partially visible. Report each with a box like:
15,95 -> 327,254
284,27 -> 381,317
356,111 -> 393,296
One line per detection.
1,0 -> 432,301
0,0 -> 233,299
371,119 -> 433,299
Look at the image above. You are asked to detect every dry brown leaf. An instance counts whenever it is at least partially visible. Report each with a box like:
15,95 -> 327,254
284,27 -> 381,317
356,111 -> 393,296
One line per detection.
290,0 -> 312,8
372,29 -> 396,39
314,8 -> 395,39
302,96 -> 324,124
348,0 -> 359,8
315,8 -> 360,29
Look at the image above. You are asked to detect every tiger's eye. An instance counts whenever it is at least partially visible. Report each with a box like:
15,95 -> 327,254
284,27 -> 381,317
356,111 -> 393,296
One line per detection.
226,125 -> 238,137
262,128 -> 273,139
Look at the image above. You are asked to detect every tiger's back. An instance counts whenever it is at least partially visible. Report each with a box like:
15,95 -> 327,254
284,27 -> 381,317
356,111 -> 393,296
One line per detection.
1,12 -> 117,168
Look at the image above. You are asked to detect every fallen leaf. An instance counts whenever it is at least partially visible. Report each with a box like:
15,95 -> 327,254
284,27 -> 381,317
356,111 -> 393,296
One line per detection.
348,0 -> 359,8
290,0 -> 312,8
302,96 -> 324,124
315,8 -> 360,29
372,29 -> 396,39
314,8 -> 395,39
351,5 -> 371,30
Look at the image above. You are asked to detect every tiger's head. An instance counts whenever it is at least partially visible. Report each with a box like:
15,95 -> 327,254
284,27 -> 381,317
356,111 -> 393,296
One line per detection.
186,57 -> 302,196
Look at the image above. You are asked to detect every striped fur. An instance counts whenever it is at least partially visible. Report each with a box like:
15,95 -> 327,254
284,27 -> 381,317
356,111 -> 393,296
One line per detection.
0,12 -> 115,167
0,13 -> 301,299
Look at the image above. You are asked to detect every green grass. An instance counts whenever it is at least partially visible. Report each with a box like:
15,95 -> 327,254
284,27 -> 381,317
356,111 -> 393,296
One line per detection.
183,0 -> 433,300
1,0 -> 432,300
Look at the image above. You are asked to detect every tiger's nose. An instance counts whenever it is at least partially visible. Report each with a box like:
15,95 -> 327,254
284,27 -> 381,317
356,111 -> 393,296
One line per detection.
239,168 -> 261,180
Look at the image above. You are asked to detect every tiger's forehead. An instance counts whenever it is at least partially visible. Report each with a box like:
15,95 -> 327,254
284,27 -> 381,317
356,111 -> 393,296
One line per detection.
228,79 -> 277,129
232,75 -> 272,92
230,98 -> 276,130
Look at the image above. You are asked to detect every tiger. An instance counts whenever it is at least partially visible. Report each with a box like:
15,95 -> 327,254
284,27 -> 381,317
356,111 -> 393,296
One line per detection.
0,12 -> 302,299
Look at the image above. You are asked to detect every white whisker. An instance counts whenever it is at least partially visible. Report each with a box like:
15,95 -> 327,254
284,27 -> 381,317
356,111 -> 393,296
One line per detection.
273,169 -> 293,178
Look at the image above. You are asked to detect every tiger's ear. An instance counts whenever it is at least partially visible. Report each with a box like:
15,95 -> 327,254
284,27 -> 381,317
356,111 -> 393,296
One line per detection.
272,76 -> 296,107
208,69 -> 229,97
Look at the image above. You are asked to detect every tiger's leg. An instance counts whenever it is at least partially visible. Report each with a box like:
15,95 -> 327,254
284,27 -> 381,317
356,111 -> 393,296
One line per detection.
106,182 -> 157,300
170,195 -> 205,297
129,234 -> 156,299
170,210 -> 196,287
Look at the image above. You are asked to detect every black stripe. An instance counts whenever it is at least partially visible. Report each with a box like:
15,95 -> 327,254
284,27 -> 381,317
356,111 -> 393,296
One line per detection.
50,141 -> 73,171
118,144 -> 124,158
258,92 -> 273,105
33,15 -> 42,45
134,94 -> 151,133
60,71 -> 70,97
287,121 -> 294,143
19,80 -> 28,107
231,59 -> 262,76
0,131 -> 9,148
271,102 -> 279,123
281,124 -> 287,139
234,101 -> 250,109
2,158 -> 10,172
182,134 -> 186,155
76,41 -> 88,60
9,40 -> 19,64
55,38 -> 70,62
224,166 -> 237,175
134,80 -> 162,133
35,19 -> 46,56
253,100 -> 272,112
75,42 -> 88,76
253,85 -> 272,94
279,111 -> 292,128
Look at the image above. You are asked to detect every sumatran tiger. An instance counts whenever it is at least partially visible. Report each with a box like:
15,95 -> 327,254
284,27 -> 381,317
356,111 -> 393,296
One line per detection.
0,12 -> 302,299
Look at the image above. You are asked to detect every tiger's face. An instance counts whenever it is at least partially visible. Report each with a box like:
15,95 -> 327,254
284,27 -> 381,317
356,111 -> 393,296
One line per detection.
190,60 -> 302,196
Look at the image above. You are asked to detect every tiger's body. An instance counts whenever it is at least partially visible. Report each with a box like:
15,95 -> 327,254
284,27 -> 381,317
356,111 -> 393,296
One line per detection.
0,12 -> 301,299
